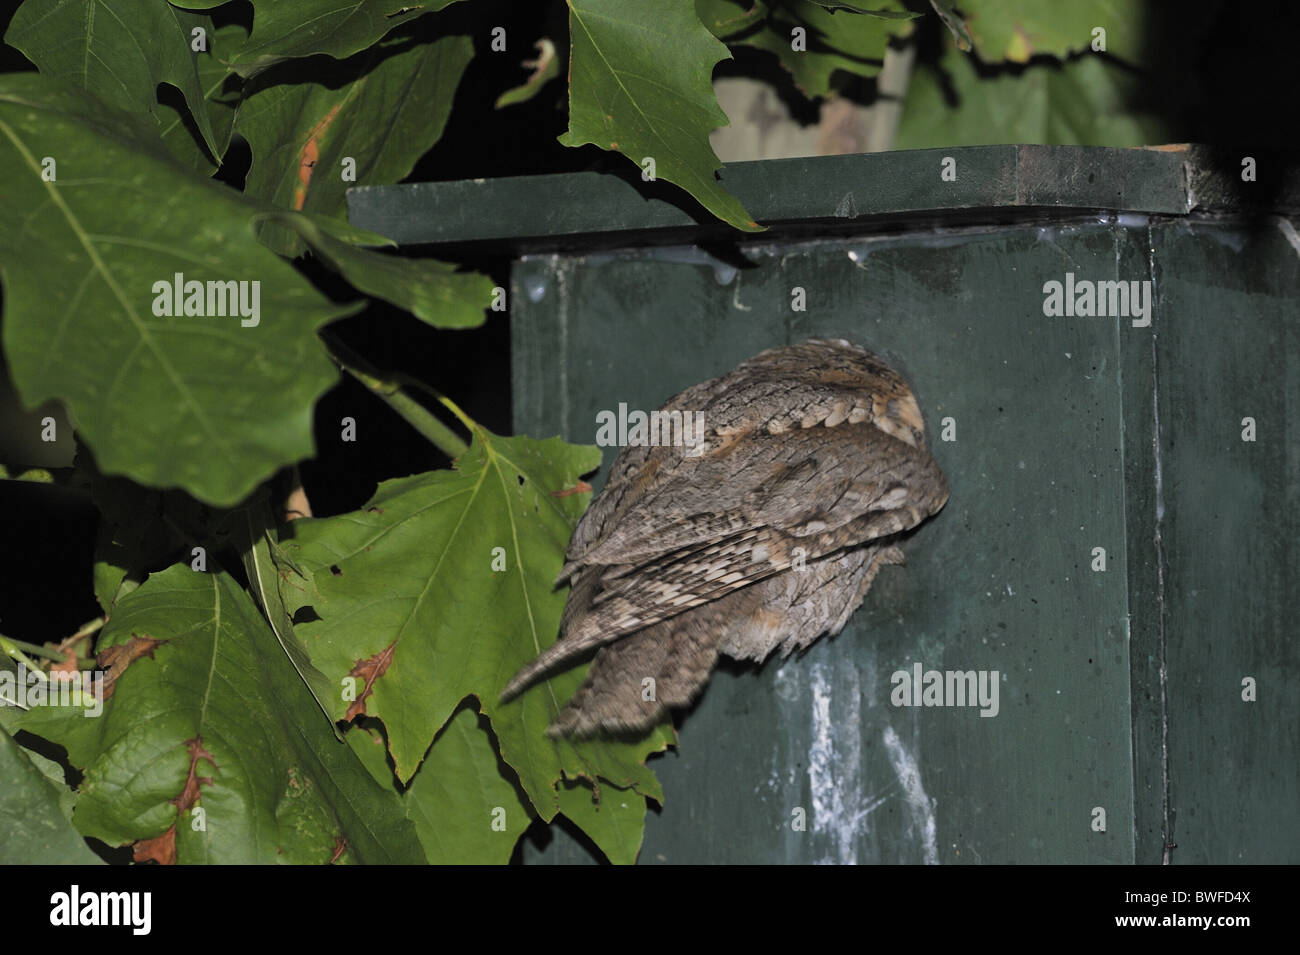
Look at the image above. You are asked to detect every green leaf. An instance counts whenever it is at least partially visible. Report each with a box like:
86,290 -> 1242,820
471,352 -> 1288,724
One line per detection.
88,468 -> 192,615
561,0 -> 762,232
91,505 -> 160,619
960,0 -> 1143,64
6,0 -> 221,156
0,658 -> 22,730
345,720 -> 396,789
0,726 -> 103,864
496,38 -> 561,109
237,500 -> 341,738
557,778 -> 647,865
92,531 -> 133,616
0,75 -> 358,507
159,22 -> 248,174
896,40 -> 1174,149
273,210 -> 397,249
695,0 -> 769,41
403,707 -> 534,863
17,565 -> 425,863
0,466 -> 54,483
274,213 -> 493,329
701,0 -> 914,98
278,424 -> 673,816
347,709 -> 533,863
237,32 -> 474,256
228,0 -> 463,77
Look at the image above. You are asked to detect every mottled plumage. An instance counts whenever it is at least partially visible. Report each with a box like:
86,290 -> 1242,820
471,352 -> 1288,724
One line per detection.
502,339 -> 949,737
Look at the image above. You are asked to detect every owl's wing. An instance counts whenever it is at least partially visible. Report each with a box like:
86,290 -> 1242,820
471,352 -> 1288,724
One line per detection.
504,529 -> 783,701
502,424 -> 946,701
547,544 -> 906,736
572,421 -> 946,571
559,345 -> 928,579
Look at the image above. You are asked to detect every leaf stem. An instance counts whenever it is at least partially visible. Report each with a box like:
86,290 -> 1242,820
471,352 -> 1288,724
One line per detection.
0,634 -> 52,680
64,617 -> 105,647
0,633 -> 65,662
320,332 -> 471,460
437,393 -> 477,433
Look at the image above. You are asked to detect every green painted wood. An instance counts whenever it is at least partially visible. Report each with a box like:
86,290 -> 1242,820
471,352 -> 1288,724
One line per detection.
514,222 -> 1154,863
509,209 -> 1298,863
347,146 -> 1189,250
1147,219 -> 1299,863
1116,224 -> 1166,863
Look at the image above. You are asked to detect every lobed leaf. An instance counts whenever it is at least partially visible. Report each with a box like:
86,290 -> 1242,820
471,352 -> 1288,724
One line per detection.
17,565 -> 425,864
960,0 -> 1143,64
562,0 -> 762,232
277,425 -> 673,818
0,75 -> 357,506
237,32 -> 474,255
698,0 -> 915,98
401,708 -> 535,864
275,213 -> 494,329
228,0 -> 464,77
159,22 -> 249,174
897,39 -> 1173,148
0,726 -> 103,864
6,0 -> 221,156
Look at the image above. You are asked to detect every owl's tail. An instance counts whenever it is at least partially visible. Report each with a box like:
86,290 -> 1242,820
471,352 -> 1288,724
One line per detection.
500,634 -> 603,701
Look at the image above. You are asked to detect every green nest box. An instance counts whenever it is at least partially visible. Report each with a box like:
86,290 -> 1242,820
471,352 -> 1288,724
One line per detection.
348,145 -> 1298,864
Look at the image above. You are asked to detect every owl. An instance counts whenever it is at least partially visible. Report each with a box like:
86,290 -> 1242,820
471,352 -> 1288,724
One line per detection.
502,339 -> 949,737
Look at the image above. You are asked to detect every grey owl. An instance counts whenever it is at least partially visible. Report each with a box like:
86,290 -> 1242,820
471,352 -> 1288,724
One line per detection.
502,339 -> 948,737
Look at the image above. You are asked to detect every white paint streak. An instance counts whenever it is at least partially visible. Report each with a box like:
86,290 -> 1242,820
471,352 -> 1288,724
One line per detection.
881,724 -> 939,865
808,662 -> 868,864
1276,216 -> 1300,260
772,659 -> 800,704
807,663 -> 844,863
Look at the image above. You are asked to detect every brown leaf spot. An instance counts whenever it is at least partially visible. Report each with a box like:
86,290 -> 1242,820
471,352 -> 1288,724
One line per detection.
133,827 -> 176,865
344,641 -> 397,721
551,479 -> 593,498
97,635 -> 167,699
49,649 -> 79,675
173,736 -> 218,814
328,836 -> 348,864
294,103 -> 344,210
132,736 -> 218,865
